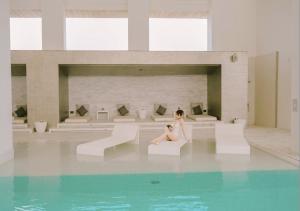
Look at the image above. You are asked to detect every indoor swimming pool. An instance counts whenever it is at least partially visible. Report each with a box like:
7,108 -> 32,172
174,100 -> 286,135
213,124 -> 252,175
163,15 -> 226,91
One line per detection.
0,170 -> 298,211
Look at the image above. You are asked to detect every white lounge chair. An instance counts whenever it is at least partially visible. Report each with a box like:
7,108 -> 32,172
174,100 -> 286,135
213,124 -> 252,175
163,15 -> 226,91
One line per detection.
215,122 -> 250,155
148,125 -> 192,156
76,124 -> 139,156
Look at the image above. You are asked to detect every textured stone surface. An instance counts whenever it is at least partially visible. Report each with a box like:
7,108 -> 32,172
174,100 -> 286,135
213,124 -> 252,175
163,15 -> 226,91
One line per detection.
11,76 -> 27,110
69,75 -> 207,119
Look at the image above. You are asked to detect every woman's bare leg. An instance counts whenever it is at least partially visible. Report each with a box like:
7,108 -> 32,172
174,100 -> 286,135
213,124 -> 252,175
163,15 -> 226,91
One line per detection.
151,132 -> 177,144
151,133 -> 167,144
151,127 -> 170,144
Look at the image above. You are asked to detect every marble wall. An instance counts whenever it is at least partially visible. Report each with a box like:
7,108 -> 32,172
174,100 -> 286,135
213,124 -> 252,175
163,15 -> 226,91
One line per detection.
68,75 -> 207,119
11,76 -> 27,110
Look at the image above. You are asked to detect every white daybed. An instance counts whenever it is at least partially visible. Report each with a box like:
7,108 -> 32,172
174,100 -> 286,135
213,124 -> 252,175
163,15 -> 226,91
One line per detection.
65,104 -> 91,123
12,105 -> 28,124
151,114 -> 174,122
215,122 -> 250,155
148,125 -> 192,156
12,115 -> 33,133
113,104 -> 136,122
12,117 -> 27,124
186,102 -> 217,122
65,116 -> 91,123
113,115 -> 136,122
76,124 -> 139,156
187,114 -> 217,121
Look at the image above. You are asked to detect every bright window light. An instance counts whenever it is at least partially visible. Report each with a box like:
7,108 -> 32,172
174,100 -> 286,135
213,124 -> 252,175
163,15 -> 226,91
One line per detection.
10,18 -> 42,50
149,18 -> 208,51
66,18 -> 128,50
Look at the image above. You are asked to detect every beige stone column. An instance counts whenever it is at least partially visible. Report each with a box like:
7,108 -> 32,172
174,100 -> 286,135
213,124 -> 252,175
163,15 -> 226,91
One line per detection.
42,0 -> 66,50
26,52 -> 60,128
0,0 -> 14,164
128,0 -> 149,51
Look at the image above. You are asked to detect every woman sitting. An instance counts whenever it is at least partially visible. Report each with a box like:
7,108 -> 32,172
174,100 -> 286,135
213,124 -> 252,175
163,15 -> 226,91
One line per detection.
151,109 -> 189,144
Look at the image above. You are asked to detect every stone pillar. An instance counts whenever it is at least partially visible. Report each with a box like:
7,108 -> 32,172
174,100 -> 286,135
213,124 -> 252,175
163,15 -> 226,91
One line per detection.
0,0 -> 14,164
128,0 -> 149,51
26,52 -> 60,128
42,0 -> 66,50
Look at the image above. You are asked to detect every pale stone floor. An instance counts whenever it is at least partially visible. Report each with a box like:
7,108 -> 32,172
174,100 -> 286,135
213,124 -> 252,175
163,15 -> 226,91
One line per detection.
246,126 -> 299,165
0,128 -> 297,177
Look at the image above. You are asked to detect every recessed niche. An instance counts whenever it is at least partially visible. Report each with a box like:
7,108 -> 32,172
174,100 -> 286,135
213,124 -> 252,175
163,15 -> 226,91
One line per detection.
58,64 -> 221,121
11,64 -> 27,112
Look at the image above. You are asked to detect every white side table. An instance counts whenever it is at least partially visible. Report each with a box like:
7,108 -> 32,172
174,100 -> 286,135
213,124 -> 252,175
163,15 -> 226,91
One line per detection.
69,110 -> 76,117
97,110 -> 109,121
35,121 -> 47,133
234,118 -> 247,129
138,109 -> 147,120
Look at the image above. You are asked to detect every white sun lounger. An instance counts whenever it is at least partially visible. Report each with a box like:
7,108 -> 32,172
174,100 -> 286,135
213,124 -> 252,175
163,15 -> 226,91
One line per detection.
76,124 -> 139,156
215,122 -> 250,155
148,125 -> 192,156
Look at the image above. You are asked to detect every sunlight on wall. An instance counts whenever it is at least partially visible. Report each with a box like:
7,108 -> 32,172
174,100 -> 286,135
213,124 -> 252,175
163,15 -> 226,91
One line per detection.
149,18 -> 208,51
10,18 -> 42,50
66,18 -> 128,50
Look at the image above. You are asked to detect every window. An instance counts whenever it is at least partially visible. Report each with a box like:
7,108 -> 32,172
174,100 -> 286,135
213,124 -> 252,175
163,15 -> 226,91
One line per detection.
66,18 -> 128,50
10,18 -> 42,50
149,18 -> 208,51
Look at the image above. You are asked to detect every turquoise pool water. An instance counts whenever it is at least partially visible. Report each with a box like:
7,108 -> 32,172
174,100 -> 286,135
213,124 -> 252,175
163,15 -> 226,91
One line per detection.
0,170 -> 298,211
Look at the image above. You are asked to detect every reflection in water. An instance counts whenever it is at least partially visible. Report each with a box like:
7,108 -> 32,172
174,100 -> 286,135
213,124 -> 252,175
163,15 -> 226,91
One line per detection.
0,170 -> 298,211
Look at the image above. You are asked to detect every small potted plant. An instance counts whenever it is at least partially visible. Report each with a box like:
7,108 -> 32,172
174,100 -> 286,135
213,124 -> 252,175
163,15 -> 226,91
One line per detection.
34,120 -> 47,133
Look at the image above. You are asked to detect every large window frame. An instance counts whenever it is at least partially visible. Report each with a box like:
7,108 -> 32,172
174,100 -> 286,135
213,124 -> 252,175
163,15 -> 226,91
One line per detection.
10,17 -> 42,50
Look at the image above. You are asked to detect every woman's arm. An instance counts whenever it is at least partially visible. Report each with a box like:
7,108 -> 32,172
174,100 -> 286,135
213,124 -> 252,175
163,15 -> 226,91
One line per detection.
179,119 -> 189,141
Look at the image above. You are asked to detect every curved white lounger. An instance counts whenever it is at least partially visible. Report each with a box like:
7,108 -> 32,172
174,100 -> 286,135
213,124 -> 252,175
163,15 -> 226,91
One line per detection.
148,125 -> 192,156
76,124 -> 139,156
215,122 -> 250,155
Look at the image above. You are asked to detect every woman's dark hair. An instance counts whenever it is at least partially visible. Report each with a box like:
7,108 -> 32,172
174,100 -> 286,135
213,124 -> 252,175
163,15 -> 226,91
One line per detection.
176,109 -> 184,116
